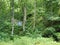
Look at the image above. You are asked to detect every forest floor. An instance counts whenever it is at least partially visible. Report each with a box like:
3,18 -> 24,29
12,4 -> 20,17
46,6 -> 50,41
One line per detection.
0,36 -> 60,45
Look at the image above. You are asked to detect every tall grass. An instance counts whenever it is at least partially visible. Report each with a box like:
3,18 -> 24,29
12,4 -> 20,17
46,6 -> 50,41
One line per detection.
0,36 -> 60,45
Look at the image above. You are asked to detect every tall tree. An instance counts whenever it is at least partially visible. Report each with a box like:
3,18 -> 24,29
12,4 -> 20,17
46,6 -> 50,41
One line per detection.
10,0 -> 14,38
21,0 -> 27,32
33,0 -> 37,30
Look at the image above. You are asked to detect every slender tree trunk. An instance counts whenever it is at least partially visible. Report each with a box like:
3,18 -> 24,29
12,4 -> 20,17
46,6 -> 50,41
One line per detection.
21,0 -> 27,32
10,0 -> 14,37
33,0 -> 36,30
23,4 -> 27,32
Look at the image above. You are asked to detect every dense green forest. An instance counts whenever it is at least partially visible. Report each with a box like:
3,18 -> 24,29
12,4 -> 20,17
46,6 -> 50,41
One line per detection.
0,0 -> 60,45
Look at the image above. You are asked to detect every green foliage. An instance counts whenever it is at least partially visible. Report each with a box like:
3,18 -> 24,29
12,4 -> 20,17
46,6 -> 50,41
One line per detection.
55,33 -> 60,39
0,36 -> 60,45
0,0 -> 60,42
42,27 -> 56,37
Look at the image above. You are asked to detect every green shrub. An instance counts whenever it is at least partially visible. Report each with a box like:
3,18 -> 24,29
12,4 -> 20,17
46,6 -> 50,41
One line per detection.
42,27 -> 56,37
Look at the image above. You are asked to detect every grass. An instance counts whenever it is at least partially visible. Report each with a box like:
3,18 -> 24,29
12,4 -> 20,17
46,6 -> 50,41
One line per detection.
0,36 -> 60,45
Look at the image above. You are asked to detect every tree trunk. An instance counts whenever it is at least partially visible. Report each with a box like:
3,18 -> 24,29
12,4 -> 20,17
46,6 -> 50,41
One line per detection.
23,4 -> 27,32
21,0 -> 27,32
33,0 -> 36,31
10,0 -> 14,38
